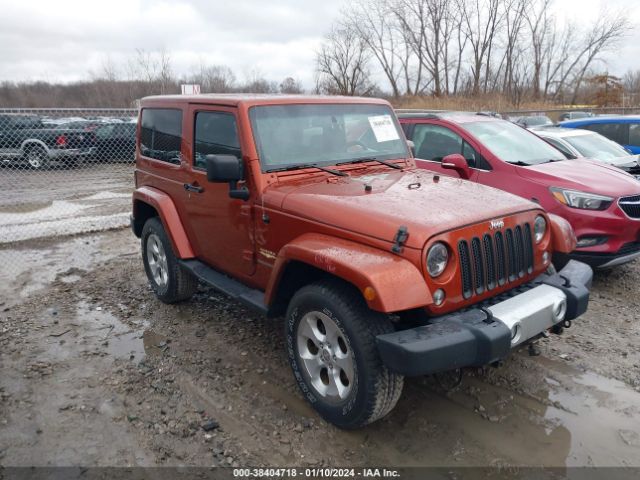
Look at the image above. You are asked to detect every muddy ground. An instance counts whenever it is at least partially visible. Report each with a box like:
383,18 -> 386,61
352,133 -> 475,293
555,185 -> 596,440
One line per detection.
0,228 -> 639,468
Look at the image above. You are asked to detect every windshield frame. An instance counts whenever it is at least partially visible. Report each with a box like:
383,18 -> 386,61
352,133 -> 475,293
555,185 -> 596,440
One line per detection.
463,120 -> 566,166
248,103 -> 410,173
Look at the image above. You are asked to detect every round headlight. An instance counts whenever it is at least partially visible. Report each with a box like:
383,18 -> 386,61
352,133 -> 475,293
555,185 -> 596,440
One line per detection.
534,215 -> 546,244
426,242 -> 448,278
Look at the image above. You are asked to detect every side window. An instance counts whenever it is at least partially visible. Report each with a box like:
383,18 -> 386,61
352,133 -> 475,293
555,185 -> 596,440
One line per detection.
140,108 -> 183,163
583,122 -> 628,145
414,124 -> 481,168
628,124 -> 640,146
414,124 -> 462,162
461,141 -> 480,168
194,112 -> 241,169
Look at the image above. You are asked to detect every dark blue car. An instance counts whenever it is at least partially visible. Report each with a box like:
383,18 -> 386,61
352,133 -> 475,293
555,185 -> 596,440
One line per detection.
559,115 -> 640,154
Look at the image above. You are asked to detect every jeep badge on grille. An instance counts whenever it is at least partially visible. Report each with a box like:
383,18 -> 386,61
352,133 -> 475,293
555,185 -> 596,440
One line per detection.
490,219 -> 505,230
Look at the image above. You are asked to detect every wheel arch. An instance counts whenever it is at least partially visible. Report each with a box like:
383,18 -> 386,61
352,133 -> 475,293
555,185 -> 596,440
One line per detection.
132,186 -> 195,259
266,233 -> 433,315
21,139 -> 49,154
549,213 -> 577,254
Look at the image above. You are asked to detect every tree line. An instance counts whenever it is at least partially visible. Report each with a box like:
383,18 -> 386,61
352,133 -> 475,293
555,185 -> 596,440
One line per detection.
0,49 -> 304,108
315,0 -> 632,105
0,0 -> 635,108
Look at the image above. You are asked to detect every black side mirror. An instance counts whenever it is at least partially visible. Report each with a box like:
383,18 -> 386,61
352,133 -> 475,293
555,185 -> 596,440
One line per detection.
206,154 -> 243,182
205,154 -> 249,200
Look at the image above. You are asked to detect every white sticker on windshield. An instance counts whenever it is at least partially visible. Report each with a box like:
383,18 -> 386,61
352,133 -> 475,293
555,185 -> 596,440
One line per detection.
368,114 -> 400,143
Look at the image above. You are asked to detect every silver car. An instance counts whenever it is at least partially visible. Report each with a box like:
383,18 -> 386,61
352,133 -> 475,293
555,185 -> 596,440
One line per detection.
533,126 -> 640,178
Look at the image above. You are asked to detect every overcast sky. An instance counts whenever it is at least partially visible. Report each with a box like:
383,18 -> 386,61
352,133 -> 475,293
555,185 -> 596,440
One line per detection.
0,0 -> 638,88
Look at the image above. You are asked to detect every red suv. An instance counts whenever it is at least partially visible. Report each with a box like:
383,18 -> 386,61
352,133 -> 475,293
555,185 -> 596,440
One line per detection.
400,112 -> 640,268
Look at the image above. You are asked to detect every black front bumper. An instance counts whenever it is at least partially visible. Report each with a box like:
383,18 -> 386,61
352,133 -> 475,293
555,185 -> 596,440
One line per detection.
376,260 -> 592,377
555,242 -> 640,269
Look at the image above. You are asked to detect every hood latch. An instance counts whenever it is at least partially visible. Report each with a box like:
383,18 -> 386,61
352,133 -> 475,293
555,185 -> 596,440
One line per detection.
391,226 -> 409,254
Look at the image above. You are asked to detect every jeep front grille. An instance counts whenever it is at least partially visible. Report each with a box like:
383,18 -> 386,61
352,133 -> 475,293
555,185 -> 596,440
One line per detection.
458,223 -> 534,300
619,195 -> 640,219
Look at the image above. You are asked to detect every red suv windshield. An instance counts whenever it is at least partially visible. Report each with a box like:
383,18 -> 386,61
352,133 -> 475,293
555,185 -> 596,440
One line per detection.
465,120 -> 565,165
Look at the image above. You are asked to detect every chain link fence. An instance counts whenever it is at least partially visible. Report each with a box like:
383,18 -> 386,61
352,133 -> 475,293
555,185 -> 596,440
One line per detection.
0,108 -> 138,248
1,104 -> 639,249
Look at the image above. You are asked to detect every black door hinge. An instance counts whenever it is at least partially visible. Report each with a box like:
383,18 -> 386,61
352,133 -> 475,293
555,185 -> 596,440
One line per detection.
391,226 -> 409,254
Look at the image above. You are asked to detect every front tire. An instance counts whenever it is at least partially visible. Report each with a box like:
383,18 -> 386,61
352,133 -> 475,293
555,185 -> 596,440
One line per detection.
285,279 -> 404,429
141,217 -> 197,303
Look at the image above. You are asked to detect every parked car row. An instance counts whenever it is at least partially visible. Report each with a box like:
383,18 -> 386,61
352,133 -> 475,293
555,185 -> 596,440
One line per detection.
0,114 -> 92,169
532,126 -> 640,177
0,113 -> 137,169
500,112 -> 640,176
559,115 -> 640,154
399,111 -> 640,270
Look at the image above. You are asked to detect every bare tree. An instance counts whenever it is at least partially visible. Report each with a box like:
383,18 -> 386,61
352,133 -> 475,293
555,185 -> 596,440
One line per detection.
279,77 -> 303,94
157,48 -> 173,95
458,0 -> 504,95
541,21 -> 574,97
187,62 -> 236,92
343,0 -> 406,97
567,11 -> 631,104
498,0 -> 527,99
125,48 -> 175,95
316,25 -> 375,96
525,0 -> 553,99
622,69 -> 640,105
242,69 -> 278,93
391,0 -> 455,96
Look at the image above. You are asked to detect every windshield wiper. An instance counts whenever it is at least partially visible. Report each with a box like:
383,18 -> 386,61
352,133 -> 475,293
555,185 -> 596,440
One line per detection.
337,157 -> 403,170
267,163 -> 348,177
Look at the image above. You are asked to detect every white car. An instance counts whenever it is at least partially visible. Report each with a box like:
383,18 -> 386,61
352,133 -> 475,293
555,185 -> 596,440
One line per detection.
533,126 -> 640,178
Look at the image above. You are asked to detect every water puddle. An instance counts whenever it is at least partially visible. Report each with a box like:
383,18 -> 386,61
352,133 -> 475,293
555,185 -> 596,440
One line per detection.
0,231 -> 138,302
538,358 -> 640,466
105,329 -> 168,360
380,356 -> 640,467
43,300 -> 166,365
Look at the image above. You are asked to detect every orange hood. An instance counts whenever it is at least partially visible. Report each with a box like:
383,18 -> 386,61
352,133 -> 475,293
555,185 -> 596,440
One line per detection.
265,168 -> 540,249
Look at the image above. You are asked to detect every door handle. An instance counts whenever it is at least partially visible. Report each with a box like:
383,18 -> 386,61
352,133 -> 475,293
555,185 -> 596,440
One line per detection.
184,183 -> 204,193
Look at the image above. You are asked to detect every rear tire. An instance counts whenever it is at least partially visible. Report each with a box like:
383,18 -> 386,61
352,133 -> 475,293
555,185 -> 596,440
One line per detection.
285,279 -> 404,429
141,217 -> 197,303
24,145 -> 48,170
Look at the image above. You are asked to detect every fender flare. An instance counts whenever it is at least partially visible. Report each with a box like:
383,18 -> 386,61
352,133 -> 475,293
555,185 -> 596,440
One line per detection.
548,213 -> 577,254
132,186 -> 195,259
265,233 -> 433,313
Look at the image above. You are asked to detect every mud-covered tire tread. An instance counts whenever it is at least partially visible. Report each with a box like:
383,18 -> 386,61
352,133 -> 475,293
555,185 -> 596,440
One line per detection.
141,217 -> 197,304
286,279 -> 404,428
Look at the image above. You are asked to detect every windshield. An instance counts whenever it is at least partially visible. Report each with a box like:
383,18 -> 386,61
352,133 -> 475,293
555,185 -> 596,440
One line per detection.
564,132 -> 629,160
465,120 -> 566,165
249,104 -> 409,171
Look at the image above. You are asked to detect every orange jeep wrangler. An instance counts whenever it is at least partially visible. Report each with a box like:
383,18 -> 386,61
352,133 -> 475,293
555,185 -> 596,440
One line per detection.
131,95 -> 592,428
